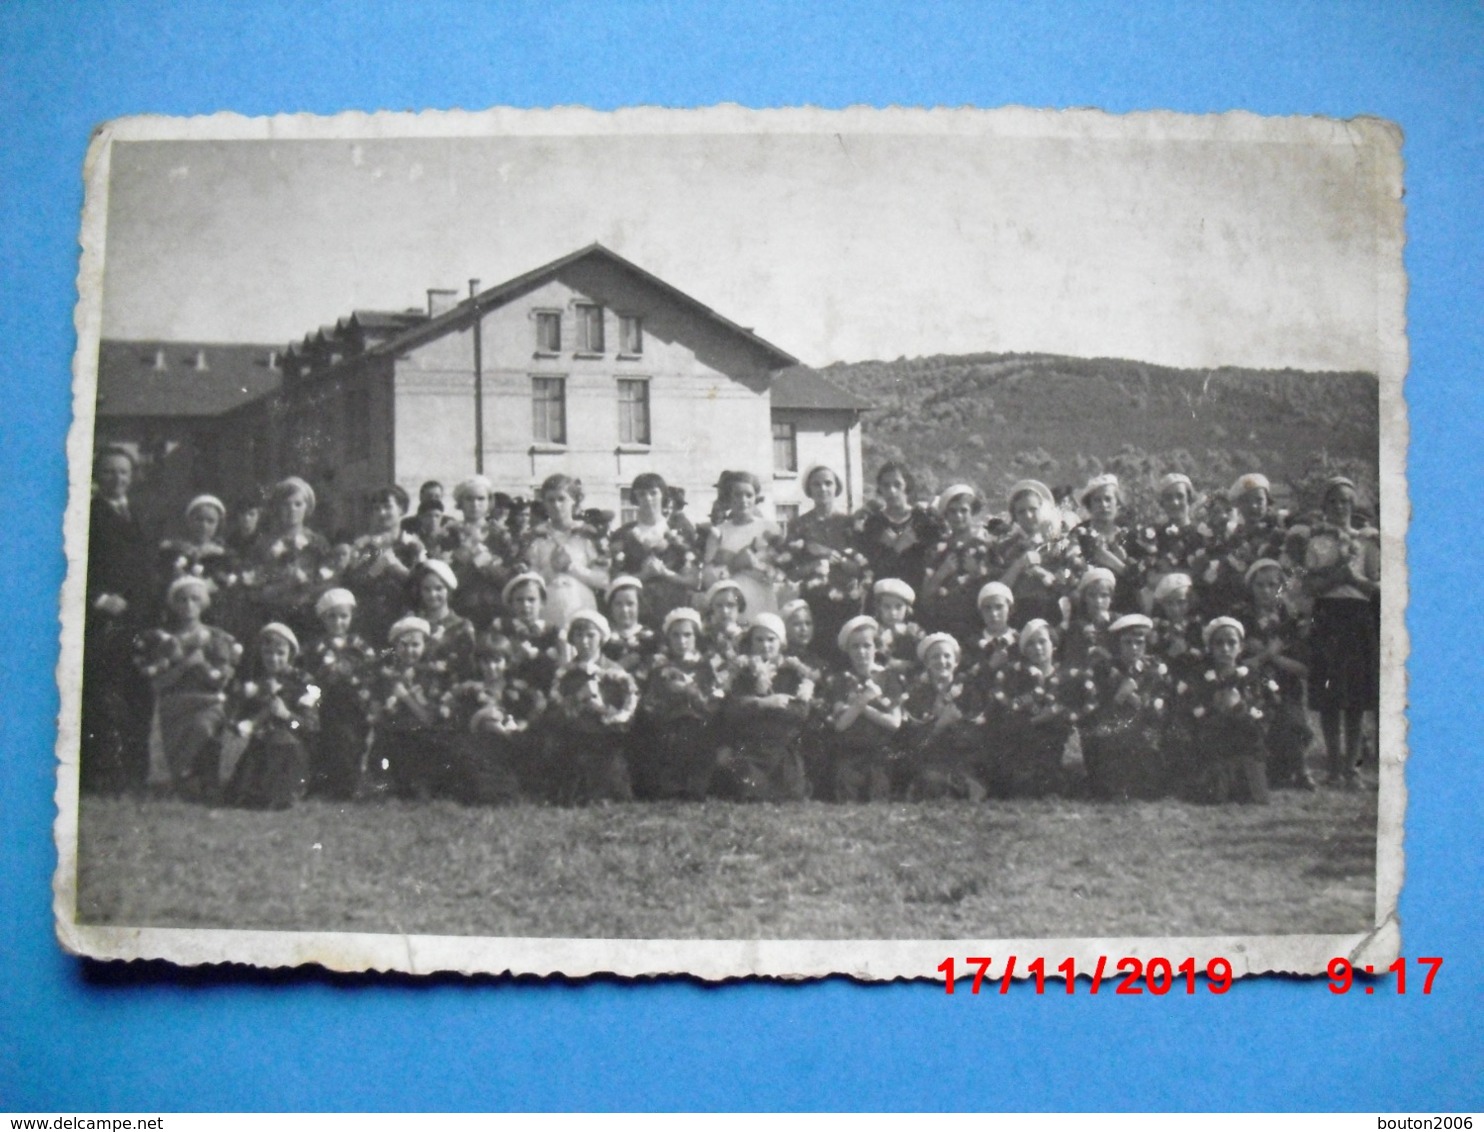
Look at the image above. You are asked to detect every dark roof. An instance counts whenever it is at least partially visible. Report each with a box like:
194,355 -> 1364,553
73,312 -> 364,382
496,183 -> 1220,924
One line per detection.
769,367 -> 873,412
97,340 -> 283,418
370,243 -> 799,370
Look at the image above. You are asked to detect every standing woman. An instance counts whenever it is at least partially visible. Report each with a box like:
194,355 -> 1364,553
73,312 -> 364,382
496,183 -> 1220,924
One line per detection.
611,472 -> 700,628
919,483 -> 995,640
994,479 -> 1084,630
438,474 -> 518,630
1301,476 -> 1380,788
522,473 -> 611,629
780,463 -> 868,651
852,462 -> 945,599
1069,473 -> 1139,613
242,476 -> 336,642
703,470 -> 785,617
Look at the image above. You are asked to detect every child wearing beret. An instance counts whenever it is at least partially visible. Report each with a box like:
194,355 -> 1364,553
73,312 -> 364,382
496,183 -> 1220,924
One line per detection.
983,619 -> 1095,798
223,622 -> 320,810
1174,617 -> 1278,804
995,479 -> 1085,630
546,610 -> 640,804
1062,567 -> 1117,667
407,559 -> 477,682
701,577 -> 750,668
491,571 -> 564,694
444,633 -> 545,804
919,484 -> 995,640
962,582 -> 1019,682
366,616 -> 457,800
871,577 -> 925,674
302,588 -> 379,800
900,632 -> 989,801
1081,614 -> 1173,800
820,615 -> 906,802
601,575 -> 660,675
714,613 -> 815,801
1069,474 -> 1139,613
631,607 -> 726,801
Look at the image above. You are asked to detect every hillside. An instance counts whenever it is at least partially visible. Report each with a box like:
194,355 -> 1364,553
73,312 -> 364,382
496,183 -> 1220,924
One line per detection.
797,352 -> 1379,514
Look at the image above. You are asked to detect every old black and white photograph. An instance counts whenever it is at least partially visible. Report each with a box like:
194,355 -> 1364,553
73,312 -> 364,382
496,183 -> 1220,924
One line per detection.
56,107 -> 1405,977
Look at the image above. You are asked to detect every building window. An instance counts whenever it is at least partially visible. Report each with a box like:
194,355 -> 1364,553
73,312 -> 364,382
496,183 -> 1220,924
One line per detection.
619,486 -> 638,526
619,315 -> 643,355
531,377 -> 567,445
772,421 -> 798,473
535,311 -> 562,353
576,303 -> 605,353
618,378 -> 650,445
346,384 -> 371,461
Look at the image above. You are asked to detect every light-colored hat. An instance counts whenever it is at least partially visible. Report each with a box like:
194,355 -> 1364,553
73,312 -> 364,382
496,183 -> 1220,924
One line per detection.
1076,566 -> 1117,595
1008,479 -> 1055,510
1152,573 -> 1193,603
1158,473 -> 1195,495
873,577 -> 916,605
780,597 -> 811,621
934,483 -> 979,516
1244,557 -> 1285,585
662,607 -> 703,633
185,493 -> 227,522
501,571 -> 547,604
916,631 -> 961,663
604,574 -> 644,602
1202,616 -> 1246,646
1110,613 -> 1154,635
704,577 -> 745,608
416,558 -> 458,592
259,621 -> 301,656
565,608 -> 611,642
1229,473 -> 1272,499
314,587 -> 357,616
836,614 -> 880,653
453,474 -> 494,504
1322,475 -> 1358,501
1018,619 -> 1054,652
388,616 -> 431,644
1077,473 -> 1121,507
748,612 -> 787,643
166,574 -> 212,604
801,463 -> 843,497
976,581 -> 1015,608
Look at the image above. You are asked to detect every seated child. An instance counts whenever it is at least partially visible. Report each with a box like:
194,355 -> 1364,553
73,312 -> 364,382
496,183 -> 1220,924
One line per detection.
1063,567 -> 1117,666
134,575 -> 241,800
601,575 -> 659,674
1174,616 -> 1277,805
492,571 -> 564,693
546,610 -> 640,804
367,616 -> 457,799
224,622 -> 320,810
962,581 -> 1019,680
901,632 -> 988,801
302,587 -> 378,800
701,577 -> 749,666
444,633 -> 545,804
1081,613 -> 1173,801
820,615 -> 906,802
1235,558 -> 1315,789
714,612 -> 816,802
781,597 -> 830,675
631,607 -> 726,801
872,577 -> 924,673
983,618 -> 1094,798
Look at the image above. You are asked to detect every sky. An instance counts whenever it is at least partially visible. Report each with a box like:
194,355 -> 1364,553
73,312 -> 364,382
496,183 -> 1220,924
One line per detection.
98,117 -> 1395,372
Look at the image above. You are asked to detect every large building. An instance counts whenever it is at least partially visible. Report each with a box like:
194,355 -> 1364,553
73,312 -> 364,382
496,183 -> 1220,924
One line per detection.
98,244 -> 871,536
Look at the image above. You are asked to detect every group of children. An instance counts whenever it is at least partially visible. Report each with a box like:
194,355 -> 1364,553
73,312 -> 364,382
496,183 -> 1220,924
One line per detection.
119,459 -> 1381,809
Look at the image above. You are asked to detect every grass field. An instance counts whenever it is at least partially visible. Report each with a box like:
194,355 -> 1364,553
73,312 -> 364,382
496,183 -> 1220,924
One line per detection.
75,788 -> 1378,940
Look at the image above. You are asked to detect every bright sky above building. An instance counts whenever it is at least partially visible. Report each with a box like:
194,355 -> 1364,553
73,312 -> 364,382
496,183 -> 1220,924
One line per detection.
99,120 -> 1392,372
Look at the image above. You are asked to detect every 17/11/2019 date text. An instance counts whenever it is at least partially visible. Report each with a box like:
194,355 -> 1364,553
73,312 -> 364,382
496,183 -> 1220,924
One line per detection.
937,956 -> 1444,995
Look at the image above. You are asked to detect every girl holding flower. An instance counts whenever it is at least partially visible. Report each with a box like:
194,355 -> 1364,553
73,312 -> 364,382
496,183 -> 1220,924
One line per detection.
302,588 -> 378,800
1174,617 -> 1277,804
242,476 -> 337,642
1069,473 -> 1139,612
343,484 -> 426,646
901,632 -> 988,801
1081,614 -> 1173,800
522,474 -> 611,629
223,622 -> 320,810
437,474 -> 518,630
919,483 -> 996,640
546,610 -> 640,805
852,462 -> 944,599
612,472 -> 700,628
821,615 -> 905,802
983,619 -> 1095,798
715,613 -> 815,801
703,470 -> 786,617
632,607 -> 726,800
994,479 -> 1084,630
780,463 -> 869,649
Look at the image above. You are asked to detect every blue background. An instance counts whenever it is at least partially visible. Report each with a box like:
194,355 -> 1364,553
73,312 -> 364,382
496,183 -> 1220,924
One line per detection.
2,1 -> 1479,1112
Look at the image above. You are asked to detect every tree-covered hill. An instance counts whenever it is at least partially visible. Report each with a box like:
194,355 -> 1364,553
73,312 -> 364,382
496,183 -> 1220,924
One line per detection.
793,352 -> 1380,515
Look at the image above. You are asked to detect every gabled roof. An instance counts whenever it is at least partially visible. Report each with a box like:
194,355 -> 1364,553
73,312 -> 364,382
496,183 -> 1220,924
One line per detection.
97,340 -> 283,418
370,243 -> 799,370
769,366 -> 874,412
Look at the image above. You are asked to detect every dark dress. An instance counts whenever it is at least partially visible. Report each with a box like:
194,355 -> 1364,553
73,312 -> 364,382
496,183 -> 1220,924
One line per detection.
852,503 -> 944,595
341,530 -> 426,647
1235,601 -> 1315,785
611,515 -> 701,629
900,675 -> 989,801
1174,662 -> 1277,804
224,669 -> 321,810
918,531 -> 997,639
779,509 -> 869,652
982,659 -> 1095,797
631,651 -> 726,800
83,496 -> 156,793
241,527 -> 337,642
1081,655 -> 1174,800
820,665 -> 906,802
544,659 -> 640,804
302,632 -> 379,799
713,655 -> 816,802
